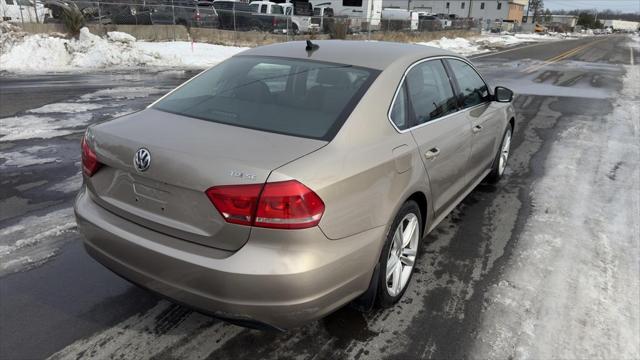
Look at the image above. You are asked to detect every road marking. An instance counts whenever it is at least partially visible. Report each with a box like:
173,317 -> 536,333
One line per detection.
470,41 -> 560,59
523,39 -> 606,74
631,46 -> 635,66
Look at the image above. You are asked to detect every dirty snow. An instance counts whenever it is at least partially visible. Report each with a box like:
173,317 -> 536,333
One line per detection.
0,146 -> 61,168
79,86 -> 167,100
49,301 -> 243,360
0,25 -> 247,72
471,65 -> 640,359
418,32 -> 565,56
0,113 -> 92,141
28,102 -> 105,113
0,207 -> 77,276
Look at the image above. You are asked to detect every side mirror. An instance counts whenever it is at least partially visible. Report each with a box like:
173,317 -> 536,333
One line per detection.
494,86 -> 514,103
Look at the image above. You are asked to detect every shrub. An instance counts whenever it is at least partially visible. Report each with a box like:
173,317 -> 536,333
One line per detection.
328,18 -> 348,39
60,3 -> 85,36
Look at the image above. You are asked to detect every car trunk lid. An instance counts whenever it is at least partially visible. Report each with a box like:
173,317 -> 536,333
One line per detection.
86,108 -> 326,251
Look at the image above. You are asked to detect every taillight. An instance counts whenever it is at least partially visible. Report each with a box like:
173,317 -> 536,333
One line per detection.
81,133 -> 101,177
205,180 -> 325,229
205,183 -> 262,226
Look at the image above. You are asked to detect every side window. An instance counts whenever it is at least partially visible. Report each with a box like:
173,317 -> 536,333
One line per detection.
404,60 -> 458,125
6,0 -> 15,4
390,85 -> 408,130
260,4 -> 267,13
249,3 -> 259,12
447,59 -> 490,108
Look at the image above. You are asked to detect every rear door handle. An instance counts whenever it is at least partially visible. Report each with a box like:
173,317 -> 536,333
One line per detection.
424,147 -> 440,160
472,125 -> 483,134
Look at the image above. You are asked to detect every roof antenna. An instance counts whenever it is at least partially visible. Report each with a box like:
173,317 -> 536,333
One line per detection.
306,40 -> 319,51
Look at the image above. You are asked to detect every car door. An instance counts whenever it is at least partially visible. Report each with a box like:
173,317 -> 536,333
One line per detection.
389,59 -> 471,218
446,58 -> 502,183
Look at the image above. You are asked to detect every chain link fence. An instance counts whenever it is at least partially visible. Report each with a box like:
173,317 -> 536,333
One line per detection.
13,0 -> 484,43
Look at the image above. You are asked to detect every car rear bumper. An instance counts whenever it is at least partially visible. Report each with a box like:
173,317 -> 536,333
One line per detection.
74,187 -> 384,330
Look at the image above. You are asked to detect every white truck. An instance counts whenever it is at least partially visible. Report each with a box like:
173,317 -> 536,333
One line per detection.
249,0 -> 317,33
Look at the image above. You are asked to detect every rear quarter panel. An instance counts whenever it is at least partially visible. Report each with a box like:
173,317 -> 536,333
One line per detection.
269,59 -> 433,242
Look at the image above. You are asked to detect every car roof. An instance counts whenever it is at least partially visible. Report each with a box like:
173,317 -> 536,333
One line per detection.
237,40 -> 460,70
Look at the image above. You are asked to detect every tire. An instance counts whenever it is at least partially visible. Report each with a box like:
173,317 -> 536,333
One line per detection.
375,200 -> 422,308
486,124 -> 513,184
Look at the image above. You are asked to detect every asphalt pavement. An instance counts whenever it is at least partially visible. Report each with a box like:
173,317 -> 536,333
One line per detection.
0,35 -> 638,360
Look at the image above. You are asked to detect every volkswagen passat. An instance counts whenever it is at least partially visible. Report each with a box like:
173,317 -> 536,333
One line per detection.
75,40 -> 516,330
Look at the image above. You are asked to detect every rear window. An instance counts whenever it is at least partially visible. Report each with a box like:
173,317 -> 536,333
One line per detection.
153,56 -> 378,140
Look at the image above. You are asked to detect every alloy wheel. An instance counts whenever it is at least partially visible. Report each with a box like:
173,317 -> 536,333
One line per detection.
498,129 -> 512,176
386,213 -> 419,297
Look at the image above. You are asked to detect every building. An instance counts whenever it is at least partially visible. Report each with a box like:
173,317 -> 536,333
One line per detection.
603,19 -> 640,32
541,14 -> 577,31
380,0 -> 526,22
548,15 -> 577,27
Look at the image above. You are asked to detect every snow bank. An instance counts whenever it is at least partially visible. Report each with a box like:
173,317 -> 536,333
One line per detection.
418,32 -> 566,56
0,25 -> 248,72
418,37 -> 485,56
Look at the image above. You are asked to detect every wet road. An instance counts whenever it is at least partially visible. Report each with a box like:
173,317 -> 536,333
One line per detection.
1,35 -> 638,359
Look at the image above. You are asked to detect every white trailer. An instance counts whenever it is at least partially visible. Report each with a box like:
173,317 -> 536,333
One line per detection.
603,19 -> 639,32
380,8 -> 422,31
313,0 -> 381,28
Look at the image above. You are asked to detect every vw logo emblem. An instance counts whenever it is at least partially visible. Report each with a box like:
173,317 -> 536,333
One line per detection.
134,148 -> 151,172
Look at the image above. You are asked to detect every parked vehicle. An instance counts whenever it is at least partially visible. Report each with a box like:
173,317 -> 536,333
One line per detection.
381,8 -> 422,31
417,14 -> 444,31
210,0 -> 286,32
148,0 -> 217,27
313,0 -> 381,30
75,40 -> 516,330
311,5 -> 333,32
1,0 -> 47,23
279,1 -> 317,33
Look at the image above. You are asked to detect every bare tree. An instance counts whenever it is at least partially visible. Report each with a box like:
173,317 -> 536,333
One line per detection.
529,0 -> 544,23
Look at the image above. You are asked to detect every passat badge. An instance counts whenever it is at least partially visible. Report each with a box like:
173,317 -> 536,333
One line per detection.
134,148 -> 151,172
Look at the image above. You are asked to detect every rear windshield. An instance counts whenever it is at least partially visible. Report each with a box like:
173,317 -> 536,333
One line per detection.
153,56 -> 378,140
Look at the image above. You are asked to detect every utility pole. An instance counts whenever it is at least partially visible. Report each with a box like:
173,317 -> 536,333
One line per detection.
468,0 -> 472,19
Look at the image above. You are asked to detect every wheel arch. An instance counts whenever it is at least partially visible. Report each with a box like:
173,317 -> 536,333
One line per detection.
406,191 -> 428,236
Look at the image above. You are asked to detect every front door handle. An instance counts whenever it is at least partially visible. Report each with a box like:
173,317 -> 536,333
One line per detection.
472,125 -> 483,134
424,147 -> 440,160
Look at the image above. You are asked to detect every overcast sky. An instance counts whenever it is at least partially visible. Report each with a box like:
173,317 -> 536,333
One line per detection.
542,0 -> 640,12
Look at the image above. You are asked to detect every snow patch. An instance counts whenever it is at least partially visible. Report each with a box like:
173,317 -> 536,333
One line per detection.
0,146 -> 60,168
418,32 -> 566,56
0,207 -> 77,276
28,102 -> 105,114
0,113 -> 92,141
418,37 -> 485,56
79,86 -> 167,100
107,31 -> 136,44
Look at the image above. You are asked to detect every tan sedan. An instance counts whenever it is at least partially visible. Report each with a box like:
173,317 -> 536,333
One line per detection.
75,40 -> 516,330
